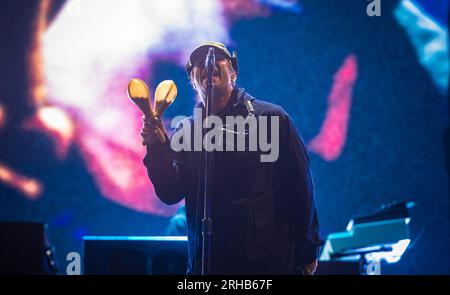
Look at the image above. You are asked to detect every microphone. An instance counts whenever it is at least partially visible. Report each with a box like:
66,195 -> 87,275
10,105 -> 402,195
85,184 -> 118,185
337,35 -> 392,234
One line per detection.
205,47 -> 215,87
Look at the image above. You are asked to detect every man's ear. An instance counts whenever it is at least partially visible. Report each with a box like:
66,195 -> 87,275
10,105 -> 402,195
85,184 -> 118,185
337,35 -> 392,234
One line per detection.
228,60 -> 237,82
231,72 -> 237,82
189,72 -> 197,89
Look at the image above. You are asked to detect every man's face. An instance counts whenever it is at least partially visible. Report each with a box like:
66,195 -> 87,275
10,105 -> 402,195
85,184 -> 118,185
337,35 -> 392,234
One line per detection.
190,57 -> 236,99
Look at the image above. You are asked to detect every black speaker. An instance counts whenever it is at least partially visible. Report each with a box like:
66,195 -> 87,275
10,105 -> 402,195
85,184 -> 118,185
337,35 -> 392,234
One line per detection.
83,236 -> 188,275
0,222 -> 58,274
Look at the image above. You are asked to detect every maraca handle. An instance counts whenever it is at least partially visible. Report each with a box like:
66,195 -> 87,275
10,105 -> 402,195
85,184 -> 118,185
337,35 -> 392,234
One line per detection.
155,125 -> 166,143
150,115 -> 166,144
142,115 -> 166,145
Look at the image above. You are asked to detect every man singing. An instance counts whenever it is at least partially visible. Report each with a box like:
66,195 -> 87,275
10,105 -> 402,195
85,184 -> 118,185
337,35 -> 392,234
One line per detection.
142,42 -> 323,275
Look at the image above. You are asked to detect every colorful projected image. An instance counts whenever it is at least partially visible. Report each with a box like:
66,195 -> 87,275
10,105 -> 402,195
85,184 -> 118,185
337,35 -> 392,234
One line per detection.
25,0 -> 363,215
0,0 -> 448,274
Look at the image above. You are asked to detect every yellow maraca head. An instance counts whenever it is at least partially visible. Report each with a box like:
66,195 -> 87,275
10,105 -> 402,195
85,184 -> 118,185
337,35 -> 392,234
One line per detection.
127,78 -> 153,117
154,80 -> 177,118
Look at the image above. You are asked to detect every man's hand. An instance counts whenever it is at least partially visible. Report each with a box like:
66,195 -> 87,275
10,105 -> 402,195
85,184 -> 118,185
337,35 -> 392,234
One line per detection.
302,260 -> 318,275
140,116 -> 166,146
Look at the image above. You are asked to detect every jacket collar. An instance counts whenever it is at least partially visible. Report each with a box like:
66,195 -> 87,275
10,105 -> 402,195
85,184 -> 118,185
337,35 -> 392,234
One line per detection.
194,87 -> 254,113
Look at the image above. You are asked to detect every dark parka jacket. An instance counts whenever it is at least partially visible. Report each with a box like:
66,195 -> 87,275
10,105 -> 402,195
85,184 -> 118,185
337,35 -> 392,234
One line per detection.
144,87 -> 323,274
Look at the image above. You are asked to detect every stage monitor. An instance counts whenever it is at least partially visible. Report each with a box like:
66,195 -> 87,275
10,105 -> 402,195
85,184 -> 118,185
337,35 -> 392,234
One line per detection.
83,236 -> 188,275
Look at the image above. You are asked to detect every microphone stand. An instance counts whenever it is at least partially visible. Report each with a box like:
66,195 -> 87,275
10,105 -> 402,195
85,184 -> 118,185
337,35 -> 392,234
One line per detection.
201,47 -> 215,275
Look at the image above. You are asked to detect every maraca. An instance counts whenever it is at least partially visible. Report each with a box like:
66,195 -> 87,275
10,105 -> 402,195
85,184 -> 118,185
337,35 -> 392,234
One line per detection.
127,78 -> 177,144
